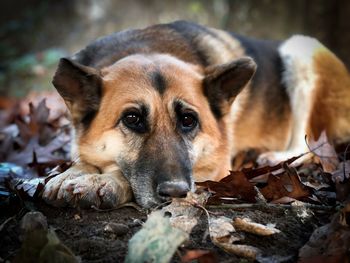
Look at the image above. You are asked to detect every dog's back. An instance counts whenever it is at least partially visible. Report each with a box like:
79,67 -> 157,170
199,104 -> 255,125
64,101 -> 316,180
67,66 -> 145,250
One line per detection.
72,21 -> 245,67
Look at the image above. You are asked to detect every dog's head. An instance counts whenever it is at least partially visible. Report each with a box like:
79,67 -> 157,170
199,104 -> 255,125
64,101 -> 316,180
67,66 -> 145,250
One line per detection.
53,54 -> 256,207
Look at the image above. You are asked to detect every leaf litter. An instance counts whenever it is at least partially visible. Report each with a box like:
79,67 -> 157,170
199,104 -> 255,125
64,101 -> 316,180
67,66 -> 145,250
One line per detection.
1,93 -> 350,262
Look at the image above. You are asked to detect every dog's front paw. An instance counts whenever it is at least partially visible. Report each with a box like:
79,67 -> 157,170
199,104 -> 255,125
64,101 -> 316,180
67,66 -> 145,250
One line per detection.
257,151 -> 310,167
42,169 -> 132,208
42,168 -> 83,207
257,152 -> 282,167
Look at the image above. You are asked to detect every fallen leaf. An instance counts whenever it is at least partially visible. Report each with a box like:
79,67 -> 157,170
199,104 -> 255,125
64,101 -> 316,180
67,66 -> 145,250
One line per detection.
233,217 -> 281,236
260,163 -> 311,202
6,133 -> 70,167
214,243 -> 260,260
8,176 -> 45,199
197,170 -> 257,203
15,211 -> 78,263
270,196 -> 297,204
162,192 -> 209,234
244,154 -> 303,180
0,97 -> 71,201
308,131 -> 339,173
335,180 -> 350,201
298,202 -> 350,263
208,216 -> 261,260
332,160 -> 350,183
20,91 -> 66,121
209,216 -> 238,243
181,249 -> 218,263
125,211 -> 188,263
20,211 -> 48,238
301,181 -> 330,191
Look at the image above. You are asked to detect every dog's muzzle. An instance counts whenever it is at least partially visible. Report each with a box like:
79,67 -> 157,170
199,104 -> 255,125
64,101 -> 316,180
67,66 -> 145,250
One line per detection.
157,181 -> 190,199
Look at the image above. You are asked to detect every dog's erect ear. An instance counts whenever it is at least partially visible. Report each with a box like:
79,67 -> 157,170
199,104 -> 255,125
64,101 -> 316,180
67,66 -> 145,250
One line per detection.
52,58 -> 102,126
203,57 -> 257,117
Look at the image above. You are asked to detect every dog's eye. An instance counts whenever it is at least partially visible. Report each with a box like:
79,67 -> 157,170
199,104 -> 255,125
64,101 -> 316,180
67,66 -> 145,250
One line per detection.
124,113 -> 140,125
180,113 -> 198,132
122,112 -> 146,132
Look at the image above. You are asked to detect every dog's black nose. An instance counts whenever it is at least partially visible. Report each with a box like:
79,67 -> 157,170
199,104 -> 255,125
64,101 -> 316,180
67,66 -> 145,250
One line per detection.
157,181 -> 190,198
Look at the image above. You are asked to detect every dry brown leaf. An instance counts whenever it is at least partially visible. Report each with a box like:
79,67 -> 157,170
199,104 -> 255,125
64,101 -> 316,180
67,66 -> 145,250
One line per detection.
298,202 -> 350,263
10,177 -> 45,198
308,131 -> 339,173
270,196 -> 297,204
233,217 -> 281,236
207,216 -> 261,260
335,180 -> 350,201
244,154 -> 303,179
260,163 -> 311,202
214,243 -> 260,260
0,97 -> 71,200
181,249 -> 218,263
196,170 -> 257,203
161,192 -> 209,234
208,216 -> 237,243
21,91 -> 66,121
332,160 -> 350,183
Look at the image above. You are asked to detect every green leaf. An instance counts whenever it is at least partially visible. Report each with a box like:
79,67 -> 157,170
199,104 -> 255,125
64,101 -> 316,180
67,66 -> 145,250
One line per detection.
125,211 -> 188,263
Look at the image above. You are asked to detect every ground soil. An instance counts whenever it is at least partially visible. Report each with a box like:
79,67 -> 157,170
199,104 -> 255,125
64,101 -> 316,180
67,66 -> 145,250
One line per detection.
0,198 -> 331,263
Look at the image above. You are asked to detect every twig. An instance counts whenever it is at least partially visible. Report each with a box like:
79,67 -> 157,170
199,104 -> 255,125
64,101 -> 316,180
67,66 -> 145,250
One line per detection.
342,143 -> 350,179
254,186 -> 267,204
206,203 -> 335,211
304,134 -> 338,159
193,202 -> 211,218
0,216 -> 16,232
2,249 -> 18,262
151,200 -> 172,212
91,202 -> 144,213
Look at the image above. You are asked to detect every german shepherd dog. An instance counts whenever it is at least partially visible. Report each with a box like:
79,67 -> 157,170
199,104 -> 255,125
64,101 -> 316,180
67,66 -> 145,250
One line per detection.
43,21 -> 350,208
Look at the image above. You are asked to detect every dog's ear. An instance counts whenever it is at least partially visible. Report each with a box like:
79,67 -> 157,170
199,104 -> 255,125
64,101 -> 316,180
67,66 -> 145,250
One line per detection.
203,57 -> 256,117
52,58 -> 102,126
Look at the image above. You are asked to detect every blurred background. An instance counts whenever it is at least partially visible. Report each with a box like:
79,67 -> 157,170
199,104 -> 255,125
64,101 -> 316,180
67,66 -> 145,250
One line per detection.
1,0 -> 349,97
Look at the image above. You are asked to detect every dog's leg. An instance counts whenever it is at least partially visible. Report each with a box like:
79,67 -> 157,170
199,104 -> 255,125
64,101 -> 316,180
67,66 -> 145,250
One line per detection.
258,36 -> 334,165
42,163 -> 133,208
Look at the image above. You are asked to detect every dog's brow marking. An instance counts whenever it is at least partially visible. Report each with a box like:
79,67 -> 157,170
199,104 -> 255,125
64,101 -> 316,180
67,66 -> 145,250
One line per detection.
150,71 -> 167,95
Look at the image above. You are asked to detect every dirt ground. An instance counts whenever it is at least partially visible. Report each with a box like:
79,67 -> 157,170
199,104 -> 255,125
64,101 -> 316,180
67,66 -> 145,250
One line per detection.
0,197 -> 331,263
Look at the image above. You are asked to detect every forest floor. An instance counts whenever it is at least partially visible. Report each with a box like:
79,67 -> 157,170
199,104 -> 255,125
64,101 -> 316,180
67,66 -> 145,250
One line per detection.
0,198 -> 331,263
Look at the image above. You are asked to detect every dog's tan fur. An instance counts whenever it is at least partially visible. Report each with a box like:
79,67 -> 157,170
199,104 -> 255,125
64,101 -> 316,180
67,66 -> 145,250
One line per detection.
43,21 -> 350,208
309,48 -> 350,141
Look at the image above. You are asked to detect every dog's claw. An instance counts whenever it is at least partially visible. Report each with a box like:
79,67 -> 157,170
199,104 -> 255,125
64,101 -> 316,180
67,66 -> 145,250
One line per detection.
42,170 -> 132,209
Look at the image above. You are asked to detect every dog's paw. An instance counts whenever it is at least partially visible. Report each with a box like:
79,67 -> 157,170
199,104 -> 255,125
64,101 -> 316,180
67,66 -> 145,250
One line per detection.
42,170 -> 132,208
42,169 -> 82,207
257,151 -> 310,167
257,152 -> 283,167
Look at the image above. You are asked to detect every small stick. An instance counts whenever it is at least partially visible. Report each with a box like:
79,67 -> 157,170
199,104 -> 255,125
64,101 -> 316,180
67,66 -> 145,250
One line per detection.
91,202 -> 144,213
0,216 -> 16,232
206,203 -> 335,211
304,134 -> 338,159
